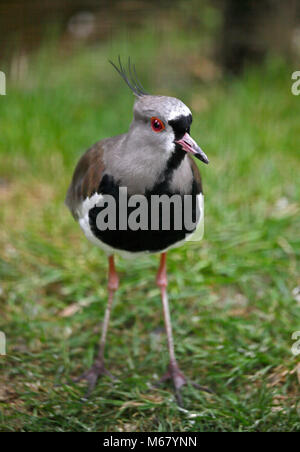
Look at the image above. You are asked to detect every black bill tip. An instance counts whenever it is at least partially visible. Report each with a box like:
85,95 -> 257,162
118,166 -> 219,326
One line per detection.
194,153 -> 209,164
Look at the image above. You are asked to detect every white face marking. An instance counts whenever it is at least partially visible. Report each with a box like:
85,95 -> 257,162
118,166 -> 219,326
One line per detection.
134,95 -> 191,124
167,104 -> 191,121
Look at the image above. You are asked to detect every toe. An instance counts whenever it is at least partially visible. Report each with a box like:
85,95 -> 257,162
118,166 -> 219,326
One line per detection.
175,389 -> 184,407
190,381 -> 213,393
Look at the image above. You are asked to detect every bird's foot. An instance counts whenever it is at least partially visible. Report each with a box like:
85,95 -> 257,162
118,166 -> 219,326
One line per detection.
154,361 -> 211,407
72,359 -> 115,398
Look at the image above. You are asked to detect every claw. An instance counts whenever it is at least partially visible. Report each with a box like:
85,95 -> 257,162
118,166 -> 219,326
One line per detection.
153,362 -> 212,406
72,361 -> 115,398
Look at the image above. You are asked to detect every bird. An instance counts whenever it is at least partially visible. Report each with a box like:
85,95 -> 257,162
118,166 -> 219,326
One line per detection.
65,57 -> 209,405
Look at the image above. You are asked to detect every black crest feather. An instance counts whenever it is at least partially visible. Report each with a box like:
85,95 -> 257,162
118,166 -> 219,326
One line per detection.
109,56 -> 148,97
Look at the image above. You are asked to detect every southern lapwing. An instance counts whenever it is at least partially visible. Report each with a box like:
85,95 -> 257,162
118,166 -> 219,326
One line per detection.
65,58 -> 209,405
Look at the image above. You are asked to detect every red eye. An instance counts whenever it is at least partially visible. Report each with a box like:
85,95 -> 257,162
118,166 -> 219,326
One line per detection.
151,117 -> 165,132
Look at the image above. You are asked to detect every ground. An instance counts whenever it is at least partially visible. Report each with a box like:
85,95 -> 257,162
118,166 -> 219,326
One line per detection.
0,31 -> 300,431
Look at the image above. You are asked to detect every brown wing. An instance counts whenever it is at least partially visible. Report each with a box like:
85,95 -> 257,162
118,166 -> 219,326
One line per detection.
188,155 -> 203,194
65,141 -> 105,219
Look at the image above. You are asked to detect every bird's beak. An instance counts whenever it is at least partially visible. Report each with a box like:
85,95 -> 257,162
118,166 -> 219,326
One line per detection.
175,133 -> 209,164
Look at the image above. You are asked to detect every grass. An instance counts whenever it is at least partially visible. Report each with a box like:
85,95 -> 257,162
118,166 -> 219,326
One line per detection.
0,30 -> 300,431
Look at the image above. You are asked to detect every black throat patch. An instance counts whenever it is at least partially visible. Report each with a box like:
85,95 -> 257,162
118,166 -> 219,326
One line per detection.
168,114 -> 192,140
151,114 -> 193,194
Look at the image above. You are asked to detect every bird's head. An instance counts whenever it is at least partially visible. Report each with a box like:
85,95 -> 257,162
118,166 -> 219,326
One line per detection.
109,58 -> 209,165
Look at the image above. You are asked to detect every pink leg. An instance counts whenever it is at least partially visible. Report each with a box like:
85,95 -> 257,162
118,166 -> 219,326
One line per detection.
74,255 -> 119,396
98,255 -> 119,362
155,252 -> 210,406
